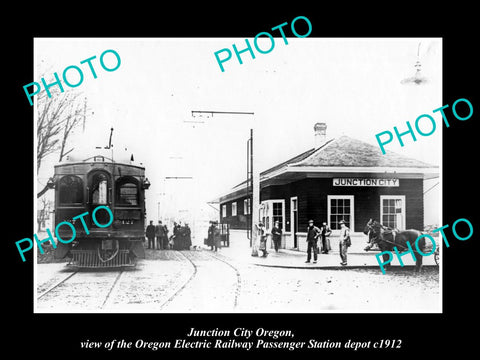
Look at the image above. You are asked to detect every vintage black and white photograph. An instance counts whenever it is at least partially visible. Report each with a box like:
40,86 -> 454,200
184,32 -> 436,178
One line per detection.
33,37 -> 442,313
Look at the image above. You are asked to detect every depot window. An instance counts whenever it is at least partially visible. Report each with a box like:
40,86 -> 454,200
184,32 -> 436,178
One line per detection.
380,195 -> 406,230
244,198 -> 251,215
272,201 -> 283,229
58,175 -> 84,205
327,195 -> 354,231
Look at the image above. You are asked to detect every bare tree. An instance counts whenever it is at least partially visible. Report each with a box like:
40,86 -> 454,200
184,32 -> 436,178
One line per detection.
36,86 -> 89,198
37,197 -> 53,231
57,97 -> 88,162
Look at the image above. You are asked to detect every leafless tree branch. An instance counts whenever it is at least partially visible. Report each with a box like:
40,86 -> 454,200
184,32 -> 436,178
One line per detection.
36,76 -> 90,197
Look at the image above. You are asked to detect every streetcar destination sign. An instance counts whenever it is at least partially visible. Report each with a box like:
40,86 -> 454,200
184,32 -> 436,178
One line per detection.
332,178 -> 399,187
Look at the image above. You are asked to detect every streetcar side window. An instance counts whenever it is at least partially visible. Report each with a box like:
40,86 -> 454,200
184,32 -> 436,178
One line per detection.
116,178 -> 139,206
58,175 -> 84,204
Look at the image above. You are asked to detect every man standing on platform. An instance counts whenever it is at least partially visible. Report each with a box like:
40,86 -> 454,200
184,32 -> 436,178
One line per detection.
320,221 -> 332,254
271,221 -> 282,252
146,220 -> 156,250
305,219 -> 321,263
339,219 -> 351,266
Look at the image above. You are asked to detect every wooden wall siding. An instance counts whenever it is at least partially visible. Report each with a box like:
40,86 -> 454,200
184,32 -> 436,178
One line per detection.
286,178 -> 424,231
220,178 -> 424,232
220,195 -> 251,229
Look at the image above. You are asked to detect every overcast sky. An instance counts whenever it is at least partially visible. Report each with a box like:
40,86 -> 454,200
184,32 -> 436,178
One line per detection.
35,37 -> 442,234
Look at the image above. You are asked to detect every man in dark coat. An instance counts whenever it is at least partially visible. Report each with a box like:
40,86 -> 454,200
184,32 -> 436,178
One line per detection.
162,224 -> 169,250
271,221 -> 282,252
155,221 -> 165,249
172,222 -> 182,250
145,220 -> 156,249
184,223 -> 192,250
320,221 -> 332,254
207,221 -> 215,250
212,221 -> 221,252
305,219 -> 321,263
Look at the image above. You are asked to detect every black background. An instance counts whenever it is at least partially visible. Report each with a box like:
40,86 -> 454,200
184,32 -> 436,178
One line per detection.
6,3 -> 478,358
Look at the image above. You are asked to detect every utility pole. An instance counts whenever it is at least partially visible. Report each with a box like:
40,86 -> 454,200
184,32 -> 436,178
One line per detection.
248,128 -> 260,257
190,110 -> 258,255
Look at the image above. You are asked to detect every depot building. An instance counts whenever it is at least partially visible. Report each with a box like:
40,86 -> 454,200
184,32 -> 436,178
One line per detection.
212,123 -> 439,251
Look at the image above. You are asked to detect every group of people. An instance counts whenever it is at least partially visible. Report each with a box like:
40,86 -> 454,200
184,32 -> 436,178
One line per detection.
171,222 -> 192,250
147,217 -> 352,265
145,220 -> 192,250
257,220 -> 283,257
257,219 -> 351,266
305,219 -> 351,266
145,220 -> 169,250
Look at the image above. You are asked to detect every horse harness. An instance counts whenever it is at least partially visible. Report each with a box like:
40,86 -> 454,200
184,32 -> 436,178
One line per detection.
380,226 -> 398,246
368,223 -> 397,245
370,222 -> 424,256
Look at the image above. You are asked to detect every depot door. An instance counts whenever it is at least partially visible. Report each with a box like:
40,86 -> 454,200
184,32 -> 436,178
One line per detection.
260,200 -> 285,234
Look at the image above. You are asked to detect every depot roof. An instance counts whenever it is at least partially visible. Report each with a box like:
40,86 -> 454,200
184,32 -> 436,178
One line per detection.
275,135 -> 434,169
212,135 -> 439,203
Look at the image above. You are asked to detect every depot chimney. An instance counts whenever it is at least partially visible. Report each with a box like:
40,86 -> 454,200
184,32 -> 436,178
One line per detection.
314,122 -> 327,149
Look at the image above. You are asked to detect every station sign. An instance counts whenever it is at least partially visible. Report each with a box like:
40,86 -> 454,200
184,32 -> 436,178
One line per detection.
332,178 -> 399,187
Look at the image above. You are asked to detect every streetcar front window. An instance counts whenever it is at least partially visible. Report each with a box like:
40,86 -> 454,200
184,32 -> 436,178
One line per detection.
116,178 -> 139,206
59,176 -> 84,204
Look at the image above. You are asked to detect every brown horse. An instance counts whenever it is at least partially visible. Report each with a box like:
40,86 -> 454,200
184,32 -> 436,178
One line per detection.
364,219 -> 426,272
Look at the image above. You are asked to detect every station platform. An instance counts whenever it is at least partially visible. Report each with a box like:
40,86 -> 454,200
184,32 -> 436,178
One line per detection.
207,233 -> 439,271
246,248 -> 438,270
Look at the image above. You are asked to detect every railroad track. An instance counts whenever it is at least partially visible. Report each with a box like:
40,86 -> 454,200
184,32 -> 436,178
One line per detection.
158,250 -> 242,311
100,270 -> 125,309
37,270 -> 79,300
37,268 -> 126,310
156,250 -> 198,310
37,249 -> 242,312
206,251 -> 242,308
